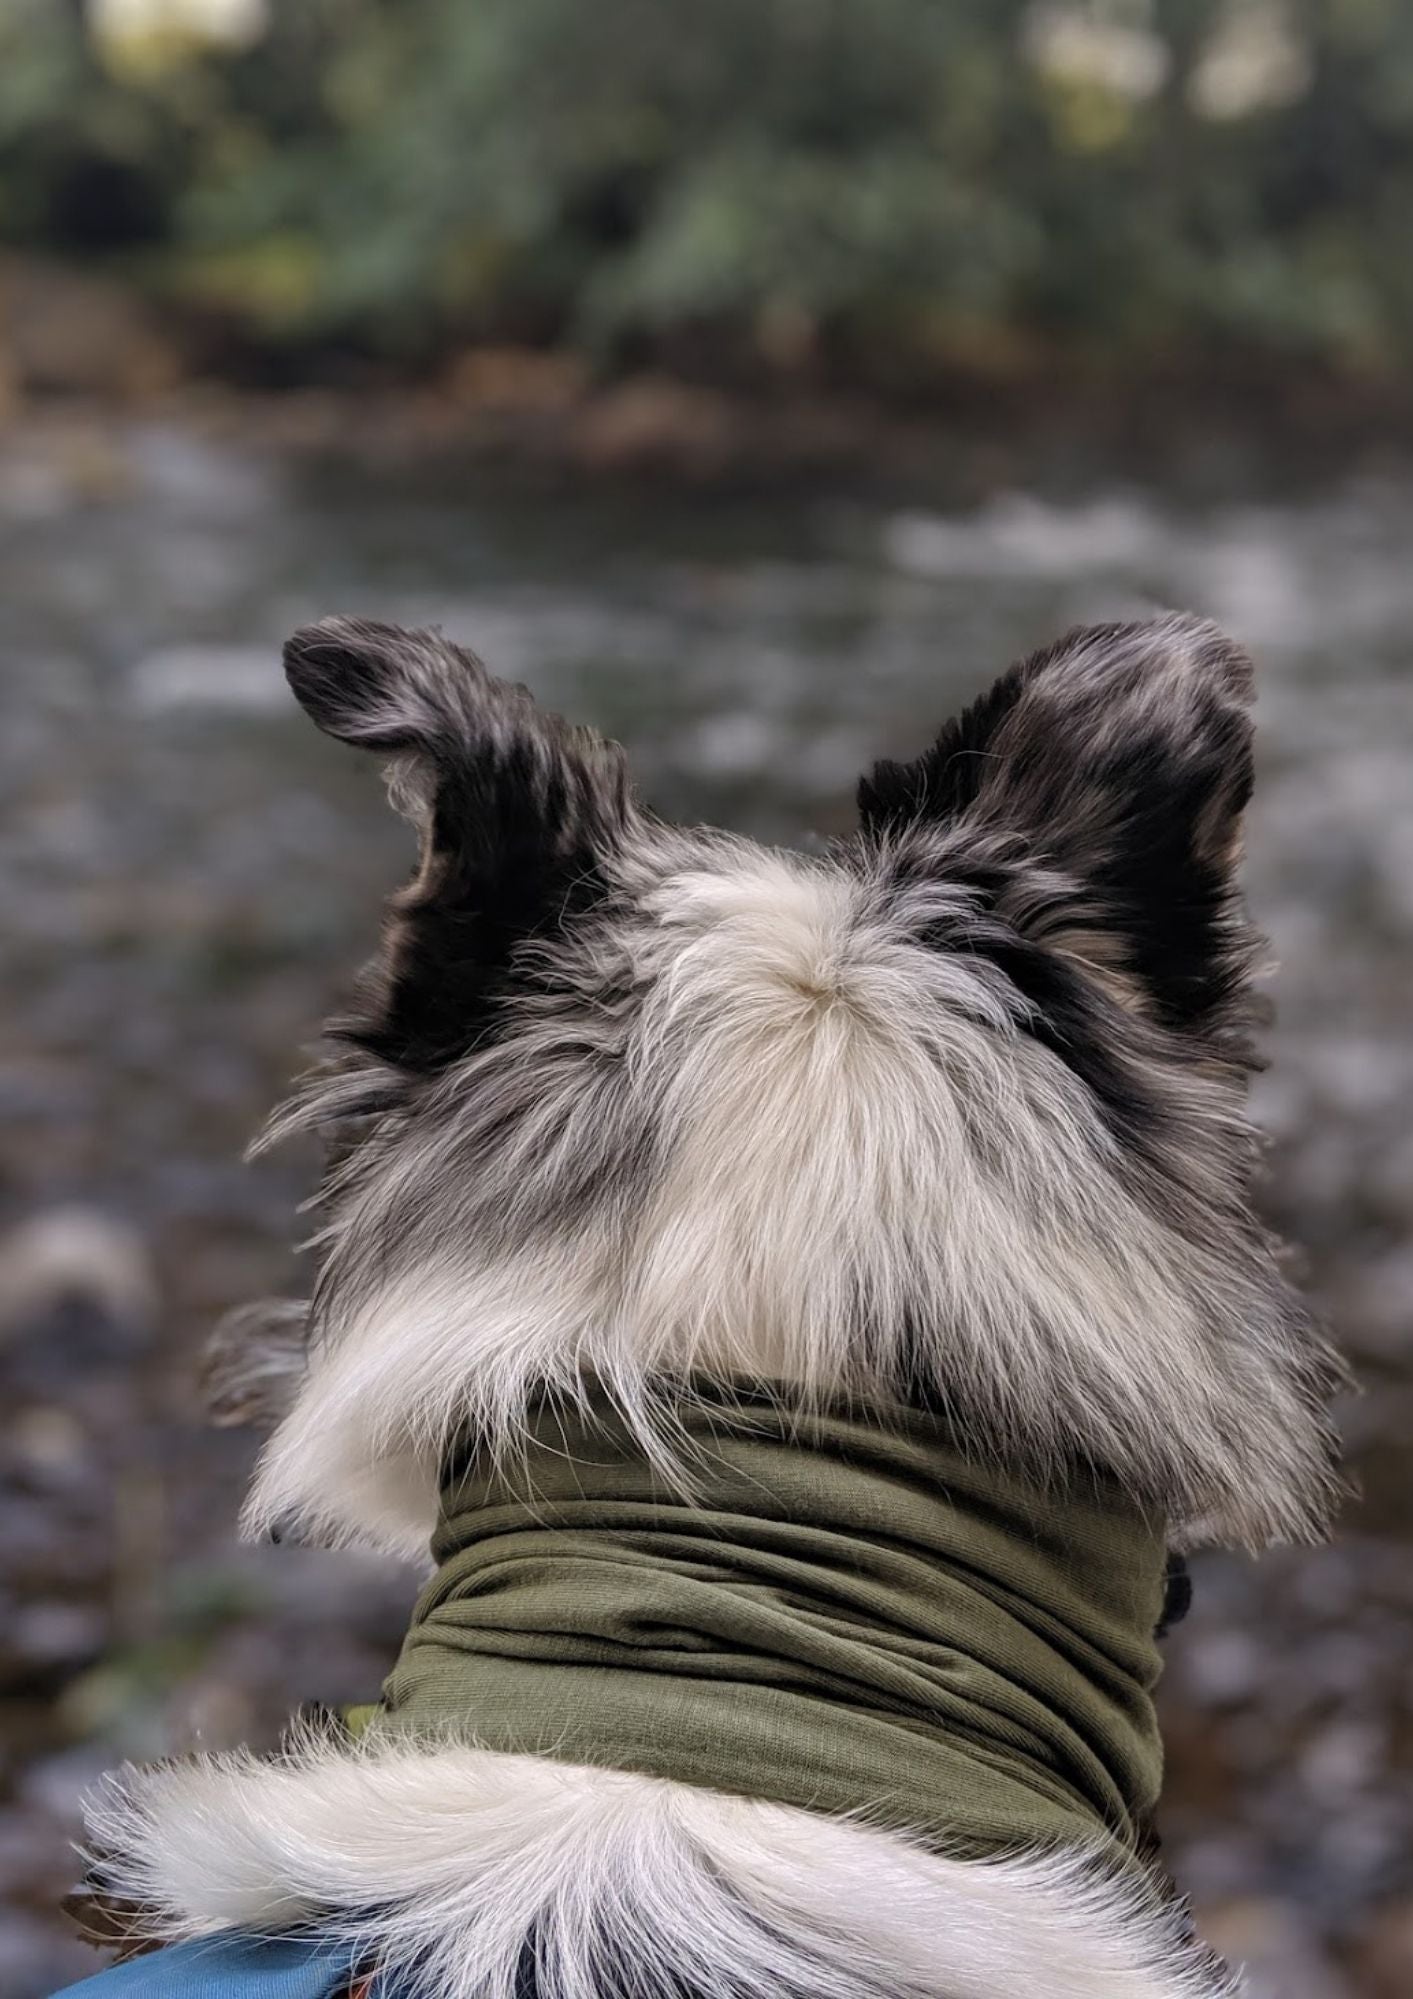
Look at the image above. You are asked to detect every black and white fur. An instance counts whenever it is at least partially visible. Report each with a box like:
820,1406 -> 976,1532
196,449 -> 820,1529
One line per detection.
95,613 -> 1341,1999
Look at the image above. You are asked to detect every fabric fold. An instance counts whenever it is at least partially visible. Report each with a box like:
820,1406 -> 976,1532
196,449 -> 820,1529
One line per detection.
377,1385 -> 1168,1863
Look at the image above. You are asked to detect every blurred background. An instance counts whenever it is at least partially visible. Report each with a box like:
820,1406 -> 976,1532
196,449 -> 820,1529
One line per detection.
1,3 -> 1410,1995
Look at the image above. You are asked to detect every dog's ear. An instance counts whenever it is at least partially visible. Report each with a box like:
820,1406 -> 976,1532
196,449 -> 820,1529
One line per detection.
859,614 -> 1256,1042
284,617 -> 640,1069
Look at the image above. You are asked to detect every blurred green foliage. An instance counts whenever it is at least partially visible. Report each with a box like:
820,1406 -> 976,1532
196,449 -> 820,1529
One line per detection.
2,0 -> 1412,381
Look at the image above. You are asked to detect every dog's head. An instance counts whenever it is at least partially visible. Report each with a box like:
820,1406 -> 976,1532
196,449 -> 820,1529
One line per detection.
219,614 -> 1340,1558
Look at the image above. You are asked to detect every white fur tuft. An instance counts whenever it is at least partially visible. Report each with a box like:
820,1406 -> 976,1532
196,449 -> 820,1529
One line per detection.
85,1735 -> 1238,1999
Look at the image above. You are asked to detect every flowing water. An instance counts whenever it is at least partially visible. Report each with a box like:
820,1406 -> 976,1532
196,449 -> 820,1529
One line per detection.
1,416 -> 1410,1996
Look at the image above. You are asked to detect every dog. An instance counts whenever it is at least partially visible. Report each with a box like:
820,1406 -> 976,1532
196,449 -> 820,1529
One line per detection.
77,612 -> 1342,1999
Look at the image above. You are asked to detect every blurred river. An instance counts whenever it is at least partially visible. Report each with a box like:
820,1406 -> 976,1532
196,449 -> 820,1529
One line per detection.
1,417 -> 1410,1997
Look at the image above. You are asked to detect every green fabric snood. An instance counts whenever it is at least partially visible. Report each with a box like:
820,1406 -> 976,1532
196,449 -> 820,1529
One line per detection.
377,1387 -> 1169,1865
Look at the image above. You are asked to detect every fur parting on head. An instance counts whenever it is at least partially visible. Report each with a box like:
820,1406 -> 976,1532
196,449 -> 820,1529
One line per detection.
83,1733 -> 1239,1999
233,612 -> 1340,1562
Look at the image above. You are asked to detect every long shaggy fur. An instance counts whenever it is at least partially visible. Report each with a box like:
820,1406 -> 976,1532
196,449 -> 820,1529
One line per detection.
85,1734 -> 1237,1999
234,613 -> 1339,1559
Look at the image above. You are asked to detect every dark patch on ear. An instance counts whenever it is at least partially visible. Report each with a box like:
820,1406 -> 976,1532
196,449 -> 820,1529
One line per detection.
886,844 -> 1173,1169
284,617 -> 641,1071
859,659 -> 1032,830
284,620 -> 428,749
362,738 -> 620,1071
861,614 -> 1259,1048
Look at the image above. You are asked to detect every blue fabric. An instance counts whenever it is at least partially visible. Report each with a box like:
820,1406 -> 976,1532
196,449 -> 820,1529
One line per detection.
50,1931 -> 367,1999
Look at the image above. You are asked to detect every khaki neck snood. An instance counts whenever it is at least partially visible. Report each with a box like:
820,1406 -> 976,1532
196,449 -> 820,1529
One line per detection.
380,1386 -> 1168,1865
